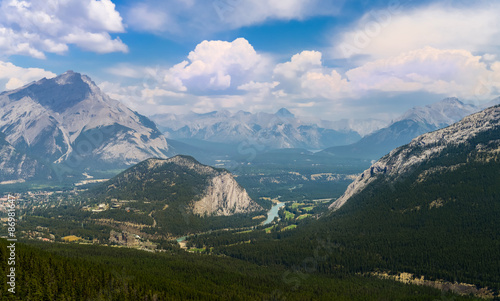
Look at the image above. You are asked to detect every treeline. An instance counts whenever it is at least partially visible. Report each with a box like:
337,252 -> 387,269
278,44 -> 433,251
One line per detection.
1,239 -> 478,300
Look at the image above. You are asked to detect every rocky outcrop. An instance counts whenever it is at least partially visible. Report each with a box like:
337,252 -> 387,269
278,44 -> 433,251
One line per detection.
193,172 -> 262,216
330,104 -> 500,211
0,134 -> 51,182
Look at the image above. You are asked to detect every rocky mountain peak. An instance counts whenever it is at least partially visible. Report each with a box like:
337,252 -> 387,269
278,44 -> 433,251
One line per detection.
396,97 -> 477,128
0,71 -> 170,171
275,107 -> 295,118
9,70 -> 94,113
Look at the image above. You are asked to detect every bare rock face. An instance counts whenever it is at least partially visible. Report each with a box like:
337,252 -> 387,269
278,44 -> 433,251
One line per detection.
0,134 -> 51,182
193,172 -> 262,216
330,104 -> 500,211
0,70 -> 170,169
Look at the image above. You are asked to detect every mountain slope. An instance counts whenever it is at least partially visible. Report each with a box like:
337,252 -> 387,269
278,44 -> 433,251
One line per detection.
320,98 -> 478,160
85,155 -> 263,235
151,108 -> 361,150
0,133 -> 52,182
97,155 -> 262,216
218,104 -> 500,295
330,103 -> 500,211
0,71 -> 170,171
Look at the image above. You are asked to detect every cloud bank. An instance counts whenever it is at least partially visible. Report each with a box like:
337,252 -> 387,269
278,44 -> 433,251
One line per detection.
0,0 -> 127,59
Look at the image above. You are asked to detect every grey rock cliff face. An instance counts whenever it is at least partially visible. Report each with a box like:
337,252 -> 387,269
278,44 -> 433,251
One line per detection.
329,104 -> 500,211
193,172 -> 262,216
0,135 -> 50,181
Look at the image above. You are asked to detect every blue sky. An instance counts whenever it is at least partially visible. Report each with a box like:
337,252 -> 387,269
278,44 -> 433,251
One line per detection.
1,0 -> 499,121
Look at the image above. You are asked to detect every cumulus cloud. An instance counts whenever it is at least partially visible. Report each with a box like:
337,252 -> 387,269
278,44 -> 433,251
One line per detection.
166,38 -> 267,91
0,0 -> 127,58
333,2 -> 500,59
274,50 -> 322,79
273,50 -> 350,99
102,39 -> 500,119
0,61 -> 56,90
272,47 -> 500,102
238,81 -> 279,92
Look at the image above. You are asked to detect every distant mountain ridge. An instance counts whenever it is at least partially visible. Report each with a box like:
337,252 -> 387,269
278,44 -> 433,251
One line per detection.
151,108 -> 362,150
0,71 -> 171,176
320,97 -> 484,160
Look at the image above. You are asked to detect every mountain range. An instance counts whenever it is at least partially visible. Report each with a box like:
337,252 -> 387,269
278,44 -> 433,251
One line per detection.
150,108 -> 363,150
0,71 -> 172,181
320,97 -> 491,160
0,132 -> 52,183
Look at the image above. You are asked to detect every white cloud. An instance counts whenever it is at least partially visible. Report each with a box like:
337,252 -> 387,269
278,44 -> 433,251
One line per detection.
0,61 -> 56,90
166,38 -> 266,90
102,41 -> 500,120
274,50 -> 322,79
125,0 -> 344,36
301,70 -> 349,99
0,0 -> 127,58
125,3 -> 176,33
333,2 -> 500,59
62,31 -> 127,54
346,47 -> 499,100
272,47 -> 500,102
238,81 -> 279,92
273,50 -> 350,100
217,0 -> 343,28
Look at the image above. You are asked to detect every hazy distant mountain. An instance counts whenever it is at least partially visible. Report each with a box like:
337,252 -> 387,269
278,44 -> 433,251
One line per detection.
151,108 -> 361,150
320,97 -> 480,160
317,118 -> 389,137
480,96 -> 500,109
0,71 -> 171,173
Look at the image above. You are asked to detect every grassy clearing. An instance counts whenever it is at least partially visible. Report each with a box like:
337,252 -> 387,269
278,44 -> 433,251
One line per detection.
296,214 -> 312,220
265,225 -> 277,233
281,225 -> 297,231
290,203 -> 305,209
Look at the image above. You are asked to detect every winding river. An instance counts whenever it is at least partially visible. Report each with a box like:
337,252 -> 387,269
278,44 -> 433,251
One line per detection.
263,202 -> 285,225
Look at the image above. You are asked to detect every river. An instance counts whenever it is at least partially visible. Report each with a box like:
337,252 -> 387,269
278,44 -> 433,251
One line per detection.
263,202 -> 285,225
